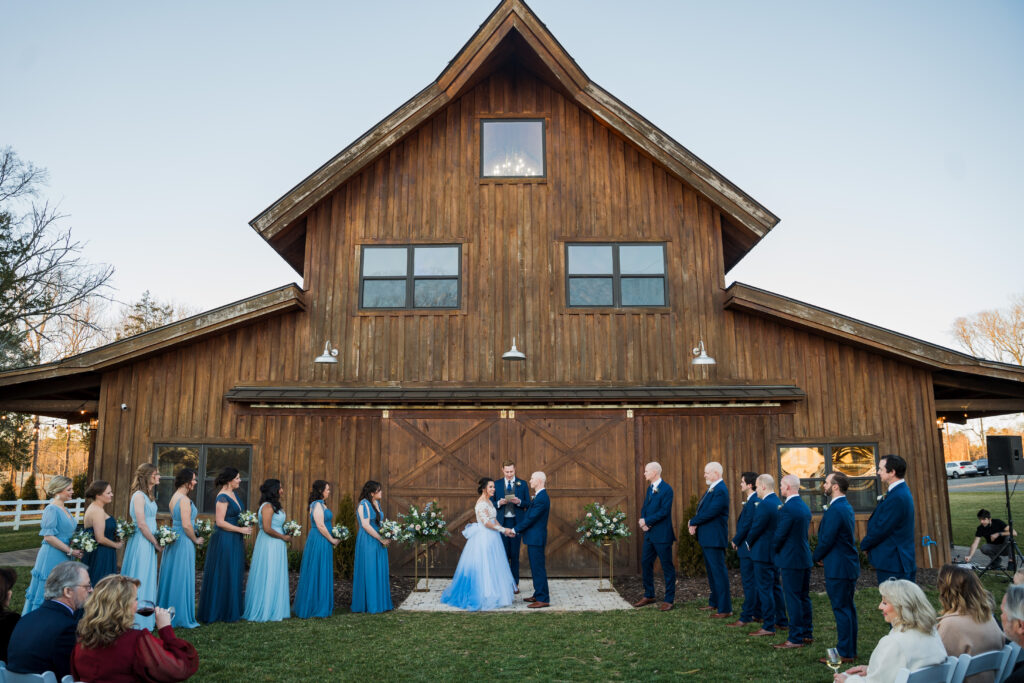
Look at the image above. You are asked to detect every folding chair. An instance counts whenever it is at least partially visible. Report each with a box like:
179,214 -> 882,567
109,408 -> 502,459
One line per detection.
893,656 -> 959,683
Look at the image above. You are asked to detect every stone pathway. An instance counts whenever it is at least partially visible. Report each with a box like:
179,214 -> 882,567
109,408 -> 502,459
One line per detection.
0,547 -> 38,567
398,578 -> 632,612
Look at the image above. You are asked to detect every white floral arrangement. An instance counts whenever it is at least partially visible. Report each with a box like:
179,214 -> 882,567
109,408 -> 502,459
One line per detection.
70,528 -> 98,554
397,501 -> 449,544
330,523 -> 350,541
156,525 -> 179,547
283,519 -> 302,537
379,519 -> 414,545
194,519 -> 213,539
575,502 -> 630,545
115,518 -> 136,541
237,510 -> 258,528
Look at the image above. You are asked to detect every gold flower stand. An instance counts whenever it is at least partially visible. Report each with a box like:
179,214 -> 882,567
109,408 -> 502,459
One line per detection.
413,541 -> 432,592
598,541 -> 615,592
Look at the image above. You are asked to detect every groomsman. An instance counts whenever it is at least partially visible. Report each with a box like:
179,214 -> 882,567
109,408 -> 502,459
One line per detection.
860,454 -> 916,583
813,472 -> 859,664
493,460 -> 531,593
688,461 -> 731,617
728,472 -> 761,627
772,474 -> 813,650
745,474 -> 787,637
634,462 -> 676,611
515,471 -> 551,608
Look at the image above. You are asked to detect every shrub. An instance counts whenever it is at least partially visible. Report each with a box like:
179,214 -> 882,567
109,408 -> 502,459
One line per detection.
288,548 -> 303,572
20,474 -> 39,507
73,473 -> 88,499
0,478 -> 16,501
676,495 -> 706,577
333,494 -> 357,579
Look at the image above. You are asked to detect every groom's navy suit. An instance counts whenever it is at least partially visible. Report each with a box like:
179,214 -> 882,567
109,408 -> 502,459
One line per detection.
640,480 -> 676,604
492,477 -> 531,585
515,488 -> 550,603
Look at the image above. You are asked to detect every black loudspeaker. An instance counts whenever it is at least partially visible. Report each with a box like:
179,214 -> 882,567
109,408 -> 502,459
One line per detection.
987,435 -> 1024,476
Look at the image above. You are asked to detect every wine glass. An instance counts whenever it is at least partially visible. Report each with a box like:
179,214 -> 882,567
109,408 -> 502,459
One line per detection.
136,599 -> 156,617
825,647 -> 842,675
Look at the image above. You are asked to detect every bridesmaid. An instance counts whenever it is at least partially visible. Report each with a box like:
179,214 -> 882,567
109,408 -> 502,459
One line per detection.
198,466 -> 251,623
121,463 -> 161,629
244,479 -> 292,622
81,480 -> 122,584
293,480 -> 339,618
156,468 -> 204,628
351,480 -> 393,614
22,476 -> 81,614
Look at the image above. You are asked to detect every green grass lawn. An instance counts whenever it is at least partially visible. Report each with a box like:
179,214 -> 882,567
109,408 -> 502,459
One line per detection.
0,527 -> 44,554
948,490 -> 1024,547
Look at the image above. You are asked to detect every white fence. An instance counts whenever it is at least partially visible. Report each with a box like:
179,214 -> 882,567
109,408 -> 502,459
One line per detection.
0,498 -> 85,530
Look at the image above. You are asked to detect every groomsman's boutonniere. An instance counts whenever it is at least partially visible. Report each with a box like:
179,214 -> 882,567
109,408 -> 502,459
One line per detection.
754,501 -> 760,507
777,504 -> 783,510
821,504 -> 829,511
652,487 -> 658,494
876,494 -> 885,502
741,500 -> 746,506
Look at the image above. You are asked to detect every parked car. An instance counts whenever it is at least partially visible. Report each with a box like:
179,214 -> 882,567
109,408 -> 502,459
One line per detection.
946,461 -> 978,478
974,458 -> 989,476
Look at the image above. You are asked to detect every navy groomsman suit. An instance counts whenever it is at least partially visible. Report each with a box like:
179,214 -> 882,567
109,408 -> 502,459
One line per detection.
492,476 -> 531,586
813,494 -> 860,659
731,491 -> 761,624
640,479 -> 676,605
689,480 -> 731,614
774,494 -> 813,646
860,479 -> 916,583
515,488 -> 550,604
746,492 -> 787,632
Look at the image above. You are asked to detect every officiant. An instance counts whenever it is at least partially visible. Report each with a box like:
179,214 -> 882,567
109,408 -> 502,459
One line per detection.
492,460 -> 531,593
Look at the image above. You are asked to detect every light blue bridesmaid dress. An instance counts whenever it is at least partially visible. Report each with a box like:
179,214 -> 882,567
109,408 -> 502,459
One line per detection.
156,496 -> 200,628
351,499 -> 392,614
121,490 -> 158,629
22,503 -> 77,614
244,503 -> 290,622
292,500 -> 334,618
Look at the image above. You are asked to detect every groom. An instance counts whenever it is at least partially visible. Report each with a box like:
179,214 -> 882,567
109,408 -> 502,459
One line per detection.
492,460 -> 531,593
515,471 -> 550,609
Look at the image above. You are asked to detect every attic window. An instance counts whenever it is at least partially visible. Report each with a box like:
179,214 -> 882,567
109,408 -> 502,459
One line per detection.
481,119 -> 545,178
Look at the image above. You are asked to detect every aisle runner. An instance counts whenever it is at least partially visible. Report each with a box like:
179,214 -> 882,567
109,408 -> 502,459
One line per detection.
398,579 -> 632,612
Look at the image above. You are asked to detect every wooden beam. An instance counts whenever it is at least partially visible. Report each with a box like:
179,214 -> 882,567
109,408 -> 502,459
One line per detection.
935,399 -> 1024,413
0,400 -> 97,413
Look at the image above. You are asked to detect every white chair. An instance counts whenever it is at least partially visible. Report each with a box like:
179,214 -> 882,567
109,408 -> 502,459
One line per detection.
1000,642 -> 1024,682
894,656 -> 960,683
951,647 -> 1010,683
0,662 -> 75,683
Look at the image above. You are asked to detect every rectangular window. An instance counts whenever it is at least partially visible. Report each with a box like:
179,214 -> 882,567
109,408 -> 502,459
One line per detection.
360,245 -> 461,309
778,443 -> 879,514
566,243 -> 667,308
154,444 -> 252,514
481,119 -> 545,178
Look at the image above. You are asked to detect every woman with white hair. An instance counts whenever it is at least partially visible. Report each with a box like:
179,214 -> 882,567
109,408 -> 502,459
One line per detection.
21,476 -> 81,614
834,579 -> 948,682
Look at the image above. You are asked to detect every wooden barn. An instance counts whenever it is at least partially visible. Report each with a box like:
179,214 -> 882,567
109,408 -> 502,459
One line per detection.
3,0 -> 1024,577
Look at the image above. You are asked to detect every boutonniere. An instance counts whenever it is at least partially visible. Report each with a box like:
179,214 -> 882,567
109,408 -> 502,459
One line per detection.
652,487 -> 658,494
741,500 -> 746,506
777,504 -> 783,510
876,494 -> 885,502
754,501 -> 760,507
822,504 -> 829,511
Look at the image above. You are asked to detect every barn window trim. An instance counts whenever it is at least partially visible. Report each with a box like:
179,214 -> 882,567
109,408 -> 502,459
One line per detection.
153,443 -> 252,515
565,242 -> 668,308
480,118 -> 546,179
777,442 -> 880,514
359,244 -> 462,310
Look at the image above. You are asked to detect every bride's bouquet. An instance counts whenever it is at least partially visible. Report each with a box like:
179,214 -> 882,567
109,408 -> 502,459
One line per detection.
397,501 -> 449,544
575,502 -> 630,545
379,519 -> 414,545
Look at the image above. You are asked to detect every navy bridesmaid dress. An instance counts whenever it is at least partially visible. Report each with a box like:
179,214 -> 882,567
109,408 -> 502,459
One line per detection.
351,499 -> 393,614
292,500 -> 334,618
82,516 -> 118,584
198,493 -> 245,623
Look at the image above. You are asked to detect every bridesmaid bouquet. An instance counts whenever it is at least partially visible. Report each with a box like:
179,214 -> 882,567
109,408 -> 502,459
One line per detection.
283,520 -> 303,537
194,519 -> 213,539
330,523 -> 350,541
379,519 -> 414,545
237,510 -> 258,527
575,502 -> 630,545
156,525 -> 180,547
398,501 -> 450,544
70,528 -> 98,553
115,518 -> 136,540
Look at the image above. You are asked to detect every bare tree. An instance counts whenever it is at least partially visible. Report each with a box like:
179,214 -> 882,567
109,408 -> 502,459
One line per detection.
951,293 -> 1024,366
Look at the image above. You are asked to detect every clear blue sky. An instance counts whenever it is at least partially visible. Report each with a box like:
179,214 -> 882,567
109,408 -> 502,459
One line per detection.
2,0 -> 1022,350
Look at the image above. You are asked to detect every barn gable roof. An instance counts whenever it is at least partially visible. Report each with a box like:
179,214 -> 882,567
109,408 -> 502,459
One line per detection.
250,0 -> 779,275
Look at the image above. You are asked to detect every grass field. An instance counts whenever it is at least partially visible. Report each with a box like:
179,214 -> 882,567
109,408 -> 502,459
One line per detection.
0,527 -> 44,554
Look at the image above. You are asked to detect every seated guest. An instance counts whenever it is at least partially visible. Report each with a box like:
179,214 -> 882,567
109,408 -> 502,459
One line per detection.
935,564 -> 1005,683
7,561 -> 90,680
834,579 -> 947,683
965,509 -> 1016,568
1001,585 -> 1024,683
71,574 -> 198,683
0,566 -> 20,661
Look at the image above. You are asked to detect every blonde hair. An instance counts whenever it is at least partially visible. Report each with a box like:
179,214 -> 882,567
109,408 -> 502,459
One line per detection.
880,578 -> 938,633
76,575 -> 140,649
45,475 -> 73,497
130,463 -> 158,498
937,564 -> 994,623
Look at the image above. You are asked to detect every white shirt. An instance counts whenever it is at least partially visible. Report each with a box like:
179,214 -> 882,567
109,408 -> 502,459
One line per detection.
888,479 -> 905,493
745,490 -> 756,501
650,478 -> 663,492
707,478 -> 721,491
785,494 -> 800,502
829,494 -> 846,503
843,628 -> 947,682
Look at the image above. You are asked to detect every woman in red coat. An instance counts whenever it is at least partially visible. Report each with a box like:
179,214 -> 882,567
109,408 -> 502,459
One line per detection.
71,575 -> 198,683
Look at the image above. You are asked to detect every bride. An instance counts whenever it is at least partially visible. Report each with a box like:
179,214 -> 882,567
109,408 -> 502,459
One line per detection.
441,477 -> 517,611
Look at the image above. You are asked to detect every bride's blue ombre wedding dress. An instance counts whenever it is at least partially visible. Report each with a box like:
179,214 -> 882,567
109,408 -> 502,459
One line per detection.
441,499 -> 516,611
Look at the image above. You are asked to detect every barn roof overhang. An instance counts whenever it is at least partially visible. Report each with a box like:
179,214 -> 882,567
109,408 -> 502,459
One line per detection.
724,282 -> 1024,423
0,284 -> 306,421
249,0 -> 779,276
